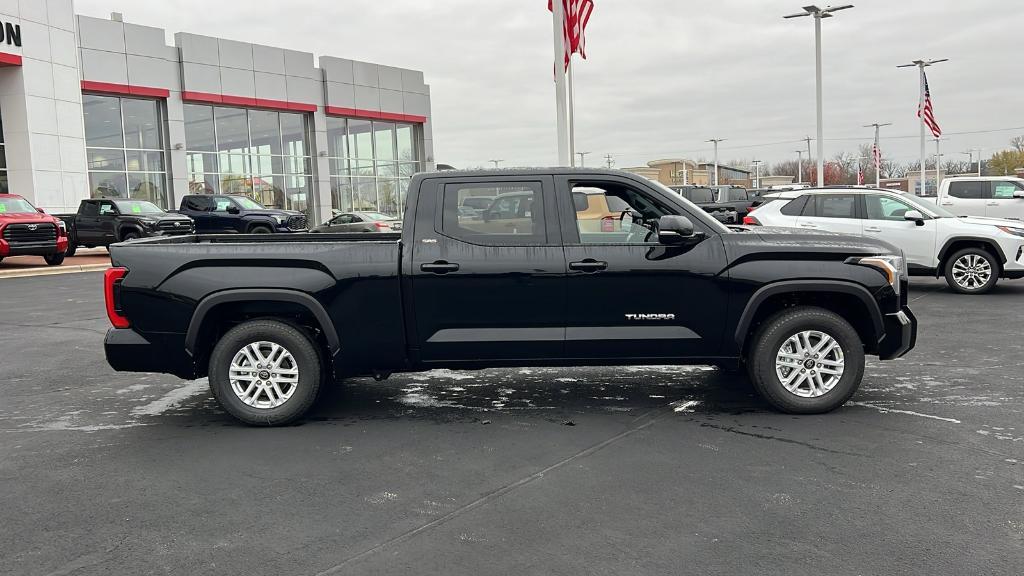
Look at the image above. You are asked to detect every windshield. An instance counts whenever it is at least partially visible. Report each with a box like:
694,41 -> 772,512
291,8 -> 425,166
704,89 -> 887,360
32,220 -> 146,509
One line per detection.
895,192 -> 957,218
115,200 -> 164,215
0,196 -> 38,214
721,189 -> 747,202
232,196 -> 266,210
651,181 -> 731,233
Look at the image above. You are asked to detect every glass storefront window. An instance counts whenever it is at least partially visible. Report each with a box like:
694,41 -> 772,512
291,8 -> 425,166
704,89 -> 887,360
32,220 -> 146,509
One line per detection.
83,94 -> 168,207
183,104 -> 314,217
0,111 -> 7,193
325,116 -> 421,217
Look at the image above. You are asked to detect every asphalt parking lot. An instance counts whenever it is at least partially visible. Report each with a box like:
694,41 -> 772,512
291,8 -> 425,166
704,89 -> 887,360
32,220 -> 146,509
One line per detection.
1,272 -> 1022,575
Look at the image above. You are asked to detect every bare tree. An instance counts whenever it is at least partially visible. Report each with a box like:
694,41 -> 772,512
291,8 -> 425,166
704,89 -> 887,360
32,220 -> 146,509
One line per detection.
1011,135 -> 1024,153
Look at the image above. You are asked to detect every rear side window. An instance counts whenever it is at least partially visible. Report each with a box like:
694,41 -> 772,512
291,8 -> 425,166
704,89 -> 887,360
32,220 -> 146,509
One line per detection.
183,196 -> 212,211
780,195 -> 809,216
687,188 -> 714,203
80,201 -> 99,217
948,181 -> 987,199
814,194 -> 858,218
441,182 -> 546,245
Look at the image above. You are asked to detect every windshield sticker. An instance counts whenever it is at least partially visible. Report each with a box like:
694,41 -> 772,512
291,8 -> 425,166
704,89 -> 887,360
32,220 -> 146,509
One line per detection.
131,204 -> 142,213
0,204 -> 6,213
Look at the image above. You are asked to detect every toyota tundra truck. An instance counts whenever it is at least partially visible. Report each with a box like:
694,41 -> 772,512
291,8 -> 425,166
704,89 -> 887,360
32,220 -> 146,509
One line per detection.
103,169 -> 917,426
0,194 -> 69,265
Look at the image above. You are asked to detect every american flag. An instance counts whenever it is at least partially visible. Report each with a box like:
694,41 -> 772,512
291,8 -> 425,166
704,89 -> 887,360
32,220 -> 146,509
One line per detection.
918,71 -> 941,138
872,142 -> 882,170
548,0 -> 594,70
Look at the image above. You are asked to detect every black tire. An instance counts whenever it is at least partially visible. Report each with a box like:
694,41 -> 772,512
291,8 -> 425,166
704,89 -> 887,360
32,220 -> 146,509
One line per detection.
747,306 -> 865,414
43,253 -> 65,266
208,319 -> 322,426
121,231 -> 140,241
943,247 -> 999,295
64,243 -> 77,257
248,225 -> 273,234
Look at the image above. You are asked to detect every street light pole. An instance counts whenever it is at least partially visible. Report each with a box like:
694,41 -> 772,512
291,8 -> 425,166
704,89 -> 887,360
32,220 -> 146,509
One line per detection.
707,138 -> 724,186
863,122 -> 891,187
489,159 -> 504,169
795,150 -> 804,184
576,151 -> 590,167
785,4 -> 854,188
751,160 -> 762,188
898,59 -> 948,195
934,137 -> 944,192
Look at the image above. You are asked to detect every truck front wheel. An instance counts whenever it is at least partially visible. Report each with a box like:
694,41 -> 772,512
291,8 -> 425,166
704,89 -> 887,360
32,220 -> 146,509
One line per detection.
747,306 -> 864,414
43,253 -> 65,266
208,319 -> 322,426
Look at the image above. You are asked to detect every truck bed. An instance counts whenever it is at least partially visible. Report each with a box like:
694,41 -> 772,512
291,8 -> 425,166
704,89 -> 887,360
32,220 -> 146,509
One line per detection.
125,231 -> 402,246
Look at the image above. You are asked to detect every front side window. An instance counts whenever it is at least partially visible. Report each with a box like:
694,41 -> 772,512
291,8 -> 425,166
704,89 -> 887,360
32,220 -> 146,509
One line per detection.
947,181 -> 987,199
441,182 -> 545,245
83,94 -> 168,207
572,182 -> 671,244
213,197 -> 235,212
326,116 -> 421,218
992,181 -> 1024,199
865,194 -> 915,221
98,201 -> 117,215
813,194 -> 858,219
183,104 -> 313,217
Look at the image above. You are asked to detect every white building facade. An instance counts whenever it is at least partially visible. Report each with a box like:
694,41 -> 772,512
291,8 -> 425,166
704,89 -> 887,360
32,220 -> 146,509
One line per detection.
0,1 -> 434,223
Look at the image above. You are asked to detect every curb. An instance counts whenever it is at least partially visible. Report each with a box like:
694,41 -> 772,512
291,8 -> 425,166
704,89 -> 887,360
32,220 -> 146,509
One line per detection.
0,263 -> 110,279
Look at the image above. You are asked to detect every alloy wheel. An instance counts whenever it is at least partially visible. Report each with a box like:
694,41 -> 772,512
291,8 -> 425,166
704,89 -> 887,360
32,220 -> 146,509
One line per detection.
951,254 -> 992,291
774,330 -> 845,398
228,341 -> 299,409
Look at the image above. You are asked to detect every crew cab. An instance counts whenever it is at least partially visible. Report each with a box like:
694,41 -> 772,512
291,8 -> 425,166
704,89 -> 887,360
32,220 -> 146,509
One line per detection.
0,194 -> 69,265
56,198 -> 193,256
748,187 -> 1024,294
922,176 -> 1024,221
178,194 -> 308,234
104,169 -> 917,426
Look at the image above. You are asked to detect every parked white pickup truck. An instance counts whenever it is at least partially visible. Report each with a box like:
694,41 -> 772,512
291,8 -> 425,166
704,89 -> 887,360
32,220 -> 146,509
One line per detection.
923,177 -> 1024,220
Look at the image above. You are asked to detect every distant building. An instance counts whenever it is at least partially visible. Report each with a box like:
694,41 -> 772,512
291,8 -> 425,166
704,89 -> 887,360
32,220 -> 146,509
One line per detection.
622,159 -> 756,187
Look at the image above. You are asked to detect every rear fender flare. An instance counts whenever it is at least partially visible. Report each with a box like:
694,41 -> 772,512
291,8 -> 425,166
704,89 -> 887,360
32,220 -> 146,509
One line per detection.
734,280 -> 884,349
185,289 -> 340,357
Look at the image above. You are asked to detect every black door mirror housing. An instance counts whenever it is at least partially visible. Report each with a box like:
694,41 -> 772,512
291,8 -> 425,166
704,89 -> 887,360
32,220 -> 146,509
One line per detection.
657,215 -> 701,244
226,205 -> 240,214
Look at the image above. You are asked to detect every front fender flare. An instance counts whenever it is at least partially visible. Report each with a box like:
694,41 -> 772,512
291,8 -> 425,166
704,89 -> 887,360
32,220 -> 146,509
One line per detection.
184,288 -> 340,357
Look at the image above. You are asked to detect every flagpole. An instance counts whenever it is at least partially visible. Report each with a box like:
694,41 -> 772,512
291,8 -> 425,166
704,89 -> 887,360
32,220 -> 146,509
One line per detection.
568,55 -> 576,167
552,1 -> 570,166
919,66 -> 926,195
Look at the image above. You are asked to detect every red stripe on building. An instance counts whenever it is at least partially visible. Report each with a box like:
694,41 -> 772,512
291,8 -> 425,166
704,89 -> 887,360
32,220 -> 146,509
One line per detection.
182,91 -> 317,113
0,52 -> 23,66
325,106 -> 426,124
81,81 -> 170,98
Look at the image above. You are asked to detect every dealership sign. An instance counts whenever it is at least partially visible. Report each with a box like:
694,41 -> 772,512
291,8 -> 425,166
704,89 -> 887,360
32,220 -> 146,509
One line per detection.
0,21 -> 21,47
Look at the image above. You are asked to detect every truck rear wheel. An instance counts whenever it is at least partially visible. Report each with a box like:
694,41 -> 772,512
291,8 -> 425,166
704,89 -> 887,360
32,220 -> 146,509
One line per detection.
747,306 -> 864,414
208,319 -> 321,426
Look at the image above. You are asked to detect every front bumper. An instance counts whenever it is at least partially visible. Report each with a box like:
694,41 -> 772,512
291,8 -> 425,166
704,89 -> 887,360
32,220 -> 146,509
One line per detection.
0,239 -> 65,257
877,306 -> 917,360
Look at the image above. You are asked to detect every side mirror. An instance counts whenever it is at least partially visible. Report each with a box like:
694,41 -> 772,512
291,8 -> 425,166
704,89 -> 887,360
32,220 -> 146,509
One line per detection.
657,215 -> 701,244
1013,191 -> 1024,199
36,208 -> 45,213
904,210 -> 925,226
226,205 -> 240,214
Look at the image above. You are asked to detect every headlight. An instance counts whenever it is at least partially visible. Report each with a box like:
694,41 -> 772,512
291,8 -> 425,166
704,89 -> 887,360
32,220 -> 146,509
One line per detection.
57,220 -> 66,231
273,216 -> 287,225
996,225 -> 1024,238
850,254 -> 904,294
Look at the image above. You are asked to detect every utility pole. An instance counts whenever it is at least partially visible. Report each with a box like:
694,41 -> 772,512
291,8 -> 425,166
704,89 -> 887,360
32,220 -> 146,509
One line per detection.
934,137 -> 944,194
898,58 -> 948,195
795,150 -> 804,184
489,159 -> 504,169
604,153 -> 615,169
785,4 -> 855,188
864,122 -> 892,187
575,151 -> 590,167
750,160 -> 762,188
707,138 -> 725,186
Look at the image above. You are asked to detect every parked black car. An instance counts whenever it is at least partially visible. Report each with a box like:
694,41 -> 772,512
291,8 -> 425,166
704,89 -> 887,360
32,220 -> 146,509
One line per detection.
104,168 -> 916,426
56,199 -> 193,256
669,185 -> 737,223
177,194 -> 308,234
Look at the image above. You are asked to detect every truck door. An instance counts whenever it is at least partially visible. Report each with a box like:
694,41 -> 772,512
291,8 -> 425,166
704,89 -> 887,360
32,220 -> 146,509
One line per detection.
556,175 -> 729,359
986,180 -> 1024,221
942,180 -> 987,217
75,201 -> 100,243
410,176 -> 566,362
184,196 -> 216,232
97,200 -> 119,242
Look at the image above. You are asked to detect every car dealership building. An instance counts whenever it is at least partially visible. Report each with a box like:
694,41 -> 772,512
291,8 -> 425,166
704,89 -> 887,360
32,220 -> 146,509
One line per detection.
0,1 -> 435,223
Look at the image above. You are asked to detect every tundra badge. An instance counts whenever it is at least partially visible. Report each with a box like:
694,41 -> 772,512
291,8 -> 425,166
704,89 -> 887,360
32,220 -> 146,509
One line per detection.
625,313 -> 675,321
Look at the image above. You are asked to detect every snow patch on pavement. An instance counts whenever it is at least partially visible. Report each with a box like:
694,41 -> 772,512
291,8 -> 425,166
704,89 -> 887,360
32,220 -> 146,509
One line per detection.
670,400 -> 701,413
131,379 -> 209,416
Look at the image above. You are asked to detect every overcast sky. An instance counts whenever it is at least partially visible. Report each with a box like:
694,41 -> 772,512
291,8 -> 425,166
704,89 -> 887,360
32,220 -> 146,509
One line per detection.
76,0 -> 1024,171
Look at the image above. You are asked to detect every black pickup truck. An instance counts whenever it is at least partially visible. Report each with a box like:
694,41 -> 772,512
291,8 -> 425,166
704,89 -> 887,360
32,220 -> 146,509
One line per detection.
668,185 -> 737,223
177,194 -> 308,234
104,169 -> 916,426
57,198 -> 193,256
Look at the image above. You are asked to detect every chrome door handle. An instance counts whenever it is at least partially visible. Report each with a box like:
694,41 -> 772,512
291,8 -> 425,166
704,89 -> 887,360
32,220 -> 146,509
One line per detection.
986,202 -> 999,206
864,227 -> 882,233
940,202 -> 954,206
799,223 -> 817,228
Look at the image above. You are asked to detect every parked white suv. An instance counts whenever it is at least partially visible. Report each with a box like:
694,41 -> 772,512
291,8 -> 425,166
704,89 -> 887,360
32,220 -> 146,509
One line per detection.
746,187 -> 1024,294
922,177 -> 1024,221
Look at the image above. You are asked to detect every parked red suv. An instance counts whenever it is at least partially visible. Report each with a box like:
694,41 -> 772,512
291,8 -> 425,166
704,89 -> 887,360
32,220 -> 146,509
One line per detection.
0,194 -> 69,265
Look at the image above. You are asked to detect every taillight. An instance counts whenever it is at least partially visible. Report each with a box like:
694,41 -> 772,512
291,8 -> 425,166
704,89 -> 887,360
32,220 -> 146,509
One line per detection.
374,222 -> 390,230
601,217 -> 614,232
742,215 -> 761,226
104,267 -> 130,328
